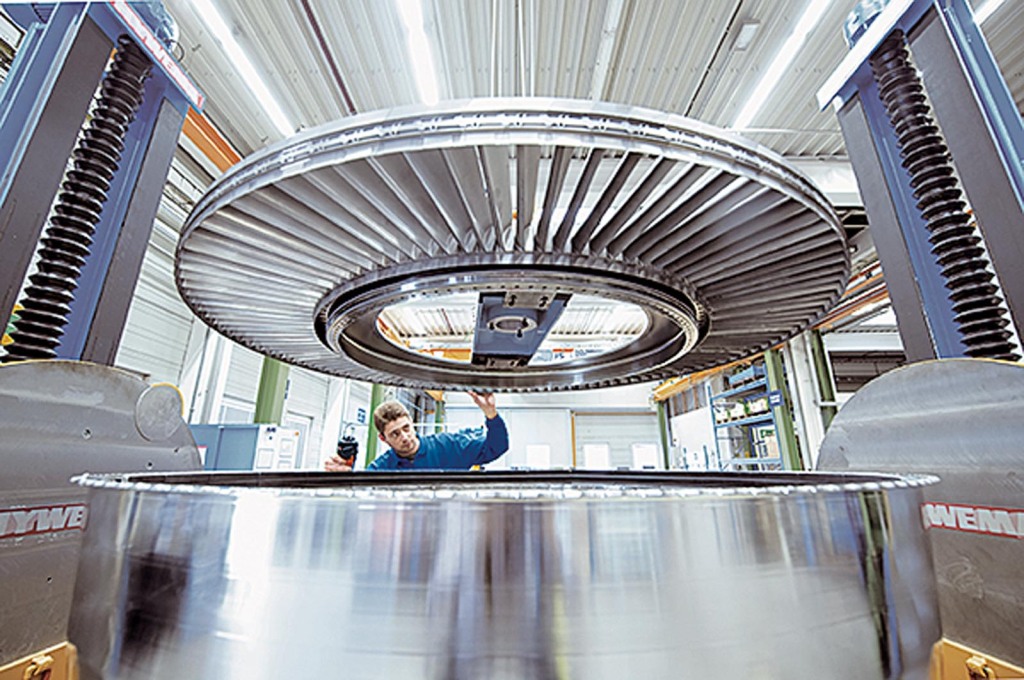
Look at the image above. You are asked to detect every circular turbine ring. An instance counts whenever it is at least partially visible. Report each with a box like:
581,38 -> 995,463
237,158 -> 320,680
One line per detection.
176,98 -> 849,391
315,254 -> 706,391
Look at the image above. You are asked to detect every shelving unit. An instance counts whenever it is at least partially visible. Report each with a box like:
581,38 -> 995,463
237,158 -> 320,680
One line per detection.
710,365 -> 786,471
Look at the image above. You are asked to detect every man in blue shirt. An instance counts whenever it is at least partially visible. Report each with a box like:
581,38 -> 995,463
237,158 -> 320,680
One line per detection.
325,391 -> 508,471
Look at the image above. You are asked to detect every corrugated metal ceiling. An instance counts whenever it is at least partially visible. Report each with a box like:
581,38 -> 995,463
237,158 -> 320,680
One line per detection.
166,0 -> 1024,159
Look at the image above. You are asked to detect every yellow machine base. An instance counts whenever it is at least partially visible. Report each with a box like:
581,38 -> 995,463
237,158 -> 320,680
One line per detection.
3,637 -> 1021,679
0,642 -> 77,680
933,638 -> 1024,680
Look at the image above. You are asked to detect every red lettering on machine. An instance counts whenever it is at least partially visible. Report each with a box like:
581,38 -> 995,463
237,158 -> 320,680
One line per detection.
0,503 -> 89,538
922,502 -> 1024,540
107,0 -> 205,109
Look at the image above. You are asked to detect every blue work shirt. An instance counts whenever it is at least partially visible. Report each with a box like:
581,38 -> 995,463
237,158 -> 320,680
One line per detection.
367,414 -> 509,471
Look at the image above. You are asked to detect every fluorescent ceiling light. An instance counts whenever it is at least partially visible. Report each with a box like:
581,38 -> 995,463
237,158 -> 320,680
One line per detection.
975,0 -> 1007,23
732,0 -> 833,130
396,0 -> 440,105
194,1 -> 294,137
732,21 -> 761,51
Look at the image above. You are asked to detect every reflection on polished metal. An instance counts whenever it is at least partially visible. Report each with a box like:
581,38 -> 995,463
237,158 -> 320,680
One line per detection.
176,98 -> 849,390
70,471 -> 939,679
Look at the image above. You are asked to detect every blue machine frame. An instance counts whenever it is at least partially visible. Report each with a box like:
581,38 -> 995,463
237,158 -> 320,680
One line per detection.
818,0 -> 1024,360
0,1 -> 203,362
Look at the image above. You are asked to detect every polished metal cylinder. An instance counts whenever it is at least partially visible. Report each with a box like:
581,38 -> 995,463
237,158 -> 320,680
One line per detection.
69,471 -> 940,679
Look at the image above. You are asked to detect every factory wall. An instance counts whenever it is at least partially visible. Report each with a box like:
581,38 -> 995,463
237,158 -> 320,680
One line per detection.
466,382 -> 657,410
574,411 -> 662,469
115,202 -> 195,385
445,407 -> 573,469
445,407 -> 663,471
445,384 -> 661,470
281,368 -> 331,469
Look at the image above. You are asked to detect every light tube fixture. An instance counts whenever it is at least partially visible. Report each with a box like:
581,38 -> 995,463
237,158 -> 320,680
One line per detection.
732,0 -> 834,130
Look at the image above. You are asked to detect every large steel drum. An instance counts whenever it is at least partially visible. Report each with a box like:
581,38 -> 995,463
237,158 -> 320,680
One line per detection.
69,470 -> 940,679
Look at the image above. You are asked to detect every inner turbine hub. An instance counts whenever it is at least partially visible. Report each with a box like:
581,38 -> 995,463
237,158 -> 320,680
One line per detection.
314,259 -> 705,390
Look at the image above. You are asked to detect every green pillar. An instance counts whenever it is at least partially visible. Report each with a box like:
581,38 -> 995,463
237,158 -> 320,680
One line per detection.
809,329 -> 839,430
434,398 -> 445,433
657,401 -> 671,469
764,349 -> 803,471
364,383 -> 387,467
253,357 -> 289,424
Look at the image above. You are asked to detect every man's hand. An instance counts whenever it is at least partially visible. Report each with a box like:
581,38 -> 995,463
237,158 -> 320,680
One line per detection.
468,390 -> 498,419
324,455 -> 354,472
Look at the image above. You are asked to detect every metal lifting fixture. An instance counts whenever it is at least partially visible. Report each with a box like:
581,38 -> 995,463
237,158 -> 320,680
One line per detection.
0,2 -> 204,365
5,37 -> 152,361
868,30 -> 1016,359
819,0 -> 1024,362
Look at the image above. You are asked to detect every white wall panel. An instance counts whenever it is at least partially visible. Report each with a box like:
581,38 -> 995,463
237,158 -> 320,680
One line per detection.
115,207 -> 195,385
224,343 -> 262,404
445,407 -> 571,470
445,382 -> 656,410
573,412 -> 661,469
285,366 -> 331,468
